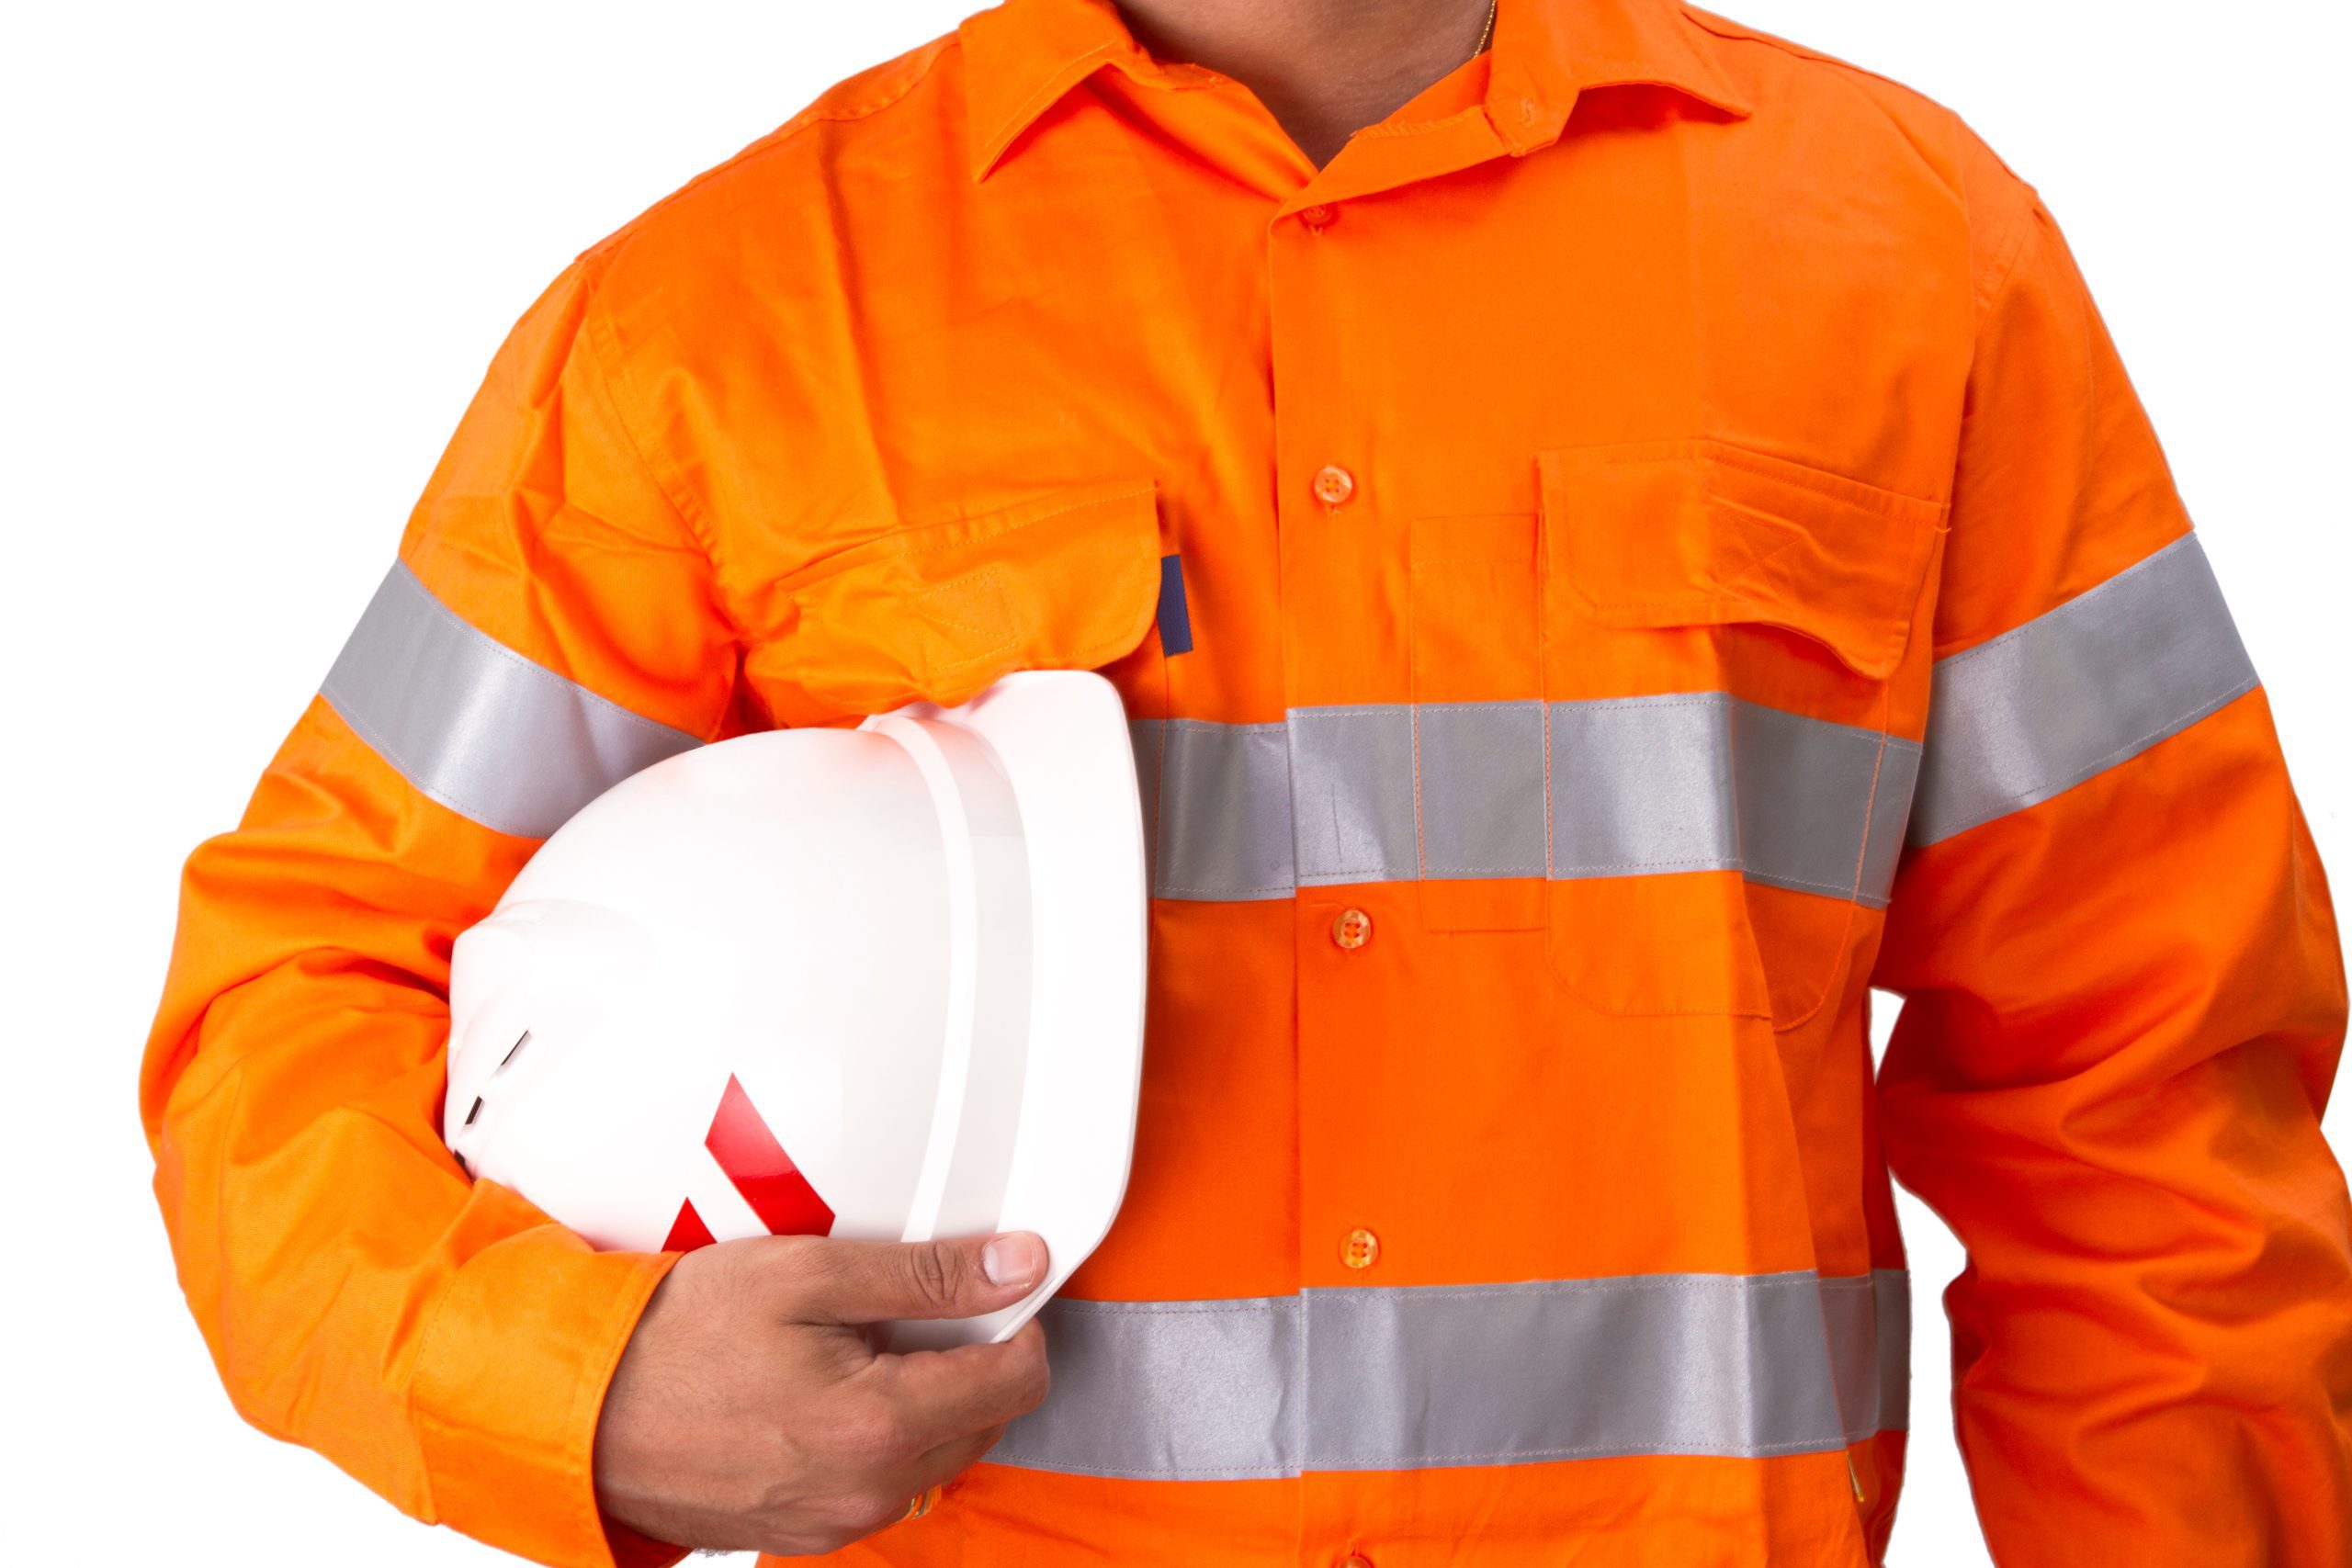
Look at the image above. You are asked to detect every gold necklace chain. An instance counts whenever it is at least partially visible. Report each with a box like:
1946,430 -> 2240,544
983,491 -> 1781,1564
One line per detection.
1476,0 -> 1499,56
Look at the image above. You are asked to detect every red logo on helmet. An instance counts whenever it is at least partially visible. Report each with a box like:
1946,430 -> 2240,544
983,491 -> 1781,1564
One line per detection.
662,1074 -> 836,1251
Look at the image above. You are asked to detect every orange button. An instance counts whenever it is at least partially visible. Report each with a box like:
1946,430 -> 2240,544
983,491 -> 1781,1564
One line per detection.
1341,1227 -> 1380,1269
1340,1557 -> 1374,1568
1311,464 -> 1356,507
1300,203 -> 1337,231
1331,907 -> 1373,950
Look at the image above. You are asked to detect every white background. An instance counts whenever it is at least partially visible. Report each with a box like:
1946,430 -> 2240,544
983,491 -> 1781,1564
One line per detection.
4,4 -> 2345,1564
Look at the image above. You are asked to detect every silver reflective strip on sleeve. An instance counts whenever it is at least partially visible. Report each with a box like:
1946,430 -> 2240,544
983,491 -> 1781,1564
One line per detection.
1135,697 -> 1917,908
319,561 -> 703,838
990,1269 -> 1908,1481
1819,1268 -> 1910,1439
1907,533 -> 2257,847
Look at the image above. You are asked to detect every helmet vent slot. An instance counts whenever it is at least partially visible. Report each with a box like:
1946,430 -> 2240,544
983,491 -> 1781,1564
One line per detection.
498,1031 -> 532,1070
462,1096 -> 484,1127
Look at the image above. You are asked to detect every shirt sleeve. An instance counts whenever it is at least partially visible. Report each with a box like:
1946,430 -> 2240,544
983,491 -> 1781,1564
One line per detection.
1870,169 -> 2352,1562
140,254 -> 735,1568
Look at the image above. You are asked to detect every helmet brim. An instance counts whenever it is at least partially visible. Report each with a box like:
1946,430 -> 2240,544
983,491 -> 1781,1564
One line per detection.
871,670 -> 1149,1348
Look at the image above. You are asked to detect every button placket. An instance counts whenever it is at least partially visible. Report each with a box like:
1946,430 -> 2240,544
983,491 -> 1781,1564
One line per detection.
1272,175 -> 1401,1568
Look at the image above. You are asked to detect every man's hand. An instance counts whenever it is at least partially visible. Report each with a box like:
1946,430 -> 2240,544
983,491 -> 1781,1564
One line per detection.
593,1230 -> 1052,1556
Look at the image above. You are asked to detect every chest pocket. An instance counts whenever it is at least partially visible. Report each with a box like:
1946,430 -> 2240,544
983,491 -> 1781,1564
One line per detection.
749,480 -> 1167,728
1536,441 -> 1946,1028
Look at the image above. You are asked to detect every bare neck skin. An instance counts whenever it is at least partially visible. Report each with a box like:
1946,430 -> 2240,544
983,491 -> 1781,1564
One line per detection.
1115,0 -> 1498,167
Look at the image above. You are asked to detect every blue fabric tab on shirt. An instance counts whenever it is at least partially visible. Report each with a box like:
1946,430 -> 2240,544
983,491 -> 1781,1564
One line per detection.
1157,554 -> 1193,656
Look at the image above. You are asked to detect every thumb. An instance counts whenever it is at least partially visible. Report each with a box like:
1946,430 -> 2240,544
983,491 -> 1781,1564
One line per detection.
794,1232 -> 1048,1325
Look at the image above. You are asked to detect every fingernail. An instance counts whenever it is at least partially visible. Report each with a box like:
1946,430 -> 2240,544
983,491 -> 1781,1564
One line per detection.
982,1233 -> 1045,1290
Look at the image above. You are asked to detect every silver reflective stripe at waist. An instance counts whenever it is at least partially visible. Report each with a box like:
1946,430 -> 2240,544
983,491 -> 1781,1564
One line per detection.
320,562 -> 702,839
992,1269 -> 1908,1482
1131,698 -> 1919,908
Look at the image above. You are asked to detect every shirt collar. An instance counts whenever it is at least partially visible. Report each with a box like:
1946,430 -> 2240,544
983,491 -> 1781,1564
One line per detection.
958,0 -> 1752,181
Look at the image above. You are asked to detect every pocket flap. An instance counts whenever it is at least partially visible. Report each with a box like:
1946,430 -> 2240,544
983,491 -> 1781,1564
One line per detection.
760,480 -> 1162,724
1541,441 -> 1947,680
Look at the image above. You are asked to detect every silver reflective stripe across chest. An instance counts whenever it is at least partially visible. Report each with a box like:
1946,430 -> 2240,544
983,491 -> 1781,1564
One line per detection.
1133,697 -> 1920,908
1125,530 -> 2256,905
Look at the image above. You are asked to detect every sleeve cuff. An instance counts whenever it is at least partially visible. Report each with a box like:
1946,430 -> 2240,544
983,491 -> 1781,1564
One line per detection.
411,1181 -> 684,1568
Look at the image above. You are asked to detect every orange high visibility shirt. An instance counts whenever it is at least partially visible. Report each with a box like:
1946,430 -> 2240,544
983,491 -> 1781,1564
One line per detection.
142,1 -> 2352,1563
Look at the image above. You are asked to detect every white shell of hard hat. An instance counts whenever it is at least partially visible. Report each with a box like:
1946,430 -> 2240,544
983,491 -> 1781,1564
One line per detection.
447,727 -> 954,1253
442,670 -> 1147,1348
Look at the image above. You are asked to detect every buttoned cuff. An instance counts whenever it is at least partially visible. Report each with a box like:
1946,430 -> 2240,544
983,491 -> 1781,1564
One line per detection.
412,1196 -> 684,1568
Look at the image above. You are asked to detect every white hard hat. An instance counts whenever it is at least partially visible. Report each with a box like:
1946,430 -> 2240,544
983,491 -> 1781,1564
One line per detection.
442,671 -> 1148,1348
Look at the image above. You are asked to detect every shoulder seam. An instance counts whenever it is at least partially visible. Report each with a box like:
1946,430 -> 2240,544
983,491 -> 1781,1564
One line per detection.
767,30 -> 960,148
1681,6 -> 1935,105
580,32 -> 957,269
1680,6 -> 1972,199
